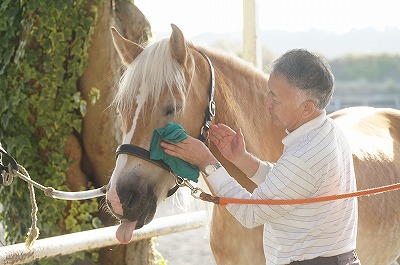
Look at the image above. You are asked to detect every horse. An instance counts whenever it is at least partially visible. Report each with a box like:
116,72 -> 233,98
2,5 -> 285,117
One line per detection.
105,24 -> 400,265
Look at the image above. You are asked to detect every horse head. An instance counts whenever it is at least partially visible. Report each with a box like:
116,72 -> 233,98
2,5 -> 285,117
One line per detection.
106,24 -> 214,243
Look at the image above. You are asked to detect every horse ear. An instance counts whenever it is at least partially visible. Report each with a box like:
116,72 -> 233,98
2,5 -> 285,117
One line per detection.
169,24 -> 187,66
111,27 -> 143,65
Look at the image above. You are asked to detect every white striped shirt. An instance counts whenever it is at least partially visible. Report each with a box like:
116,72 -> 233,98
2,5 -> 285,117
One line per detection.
207,111 -> 358,265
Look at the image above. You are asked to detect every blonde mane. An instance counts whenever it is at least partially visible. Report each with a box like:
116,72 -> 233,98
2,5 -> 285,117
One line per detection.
114,38 -> 191,115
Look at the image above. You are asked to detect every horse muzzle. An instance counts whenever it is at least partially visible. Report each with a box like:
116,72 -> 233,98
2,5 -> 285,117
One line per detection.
107,169 -> 157,213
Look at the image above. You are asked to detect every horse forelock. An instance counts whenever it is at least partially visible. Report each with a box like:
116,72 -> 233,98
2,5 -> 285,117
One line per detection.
114,38 -> 190,118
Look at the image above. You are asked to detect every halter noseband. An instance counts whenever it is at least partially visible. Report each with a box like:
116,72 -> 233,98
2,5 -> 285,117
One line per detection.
115,50 -> 216,197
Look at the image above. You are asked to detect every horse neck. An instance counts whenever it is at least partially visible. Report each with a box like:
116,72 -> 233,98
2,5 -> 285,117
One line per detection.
210,53 -> 285,163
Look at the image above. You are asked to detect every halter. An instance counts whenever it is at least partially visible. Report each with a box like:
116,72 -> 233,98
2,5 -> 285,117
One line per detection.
115,50 -> 216,197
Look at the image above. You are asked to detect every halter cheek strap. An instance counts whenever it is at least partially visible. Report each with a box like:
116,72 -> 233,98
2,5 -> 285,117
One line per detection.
198,50 -> 216,142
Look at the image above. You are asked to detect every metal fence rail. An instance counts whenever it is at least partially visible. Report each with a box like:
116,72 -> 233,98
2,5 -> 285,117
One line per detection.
0,211 -> 206,265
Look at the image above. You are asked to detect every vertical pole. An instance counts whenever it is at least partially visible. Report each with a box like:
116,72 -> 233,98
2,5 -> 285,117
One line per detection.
243,0 -> 261,69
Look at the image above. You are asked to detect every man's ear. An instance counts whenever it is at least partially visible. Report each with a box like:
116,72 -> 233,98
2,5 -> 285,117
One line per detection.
302,100 -> 317,118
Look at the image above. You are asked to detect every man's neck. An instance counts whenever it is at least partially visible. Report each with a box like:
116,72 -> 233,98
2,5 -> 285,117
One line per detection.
287,109 -> 324,133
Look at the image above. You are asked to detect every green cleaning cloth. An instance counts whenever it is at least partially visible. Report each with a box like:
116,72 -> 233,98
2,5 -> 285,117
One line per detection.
149,122 -> 200,182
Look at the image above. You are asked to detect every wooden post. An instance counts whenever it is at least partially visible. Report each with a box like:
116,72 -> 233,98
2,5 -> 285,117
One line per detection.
243,0 -> 261,68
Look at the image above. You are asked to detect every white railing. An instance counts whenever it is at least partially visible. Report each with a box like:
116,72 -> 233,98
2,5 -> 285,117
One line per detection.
0,211 -> 206,265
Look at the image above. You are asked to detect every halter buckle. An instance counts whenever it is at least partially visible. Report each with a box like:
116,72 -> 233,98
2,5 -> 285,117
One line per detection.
209,100 -> 216,117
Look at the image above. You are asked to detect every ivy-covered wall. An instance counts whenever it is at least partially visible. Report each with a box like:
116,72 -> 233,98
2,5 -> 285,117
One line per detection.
0,0 -> 103,264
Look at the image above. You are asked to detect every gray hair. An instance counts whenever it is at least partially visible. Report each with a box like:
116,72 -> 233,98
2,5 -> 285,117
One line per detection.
270,49 -> 334,109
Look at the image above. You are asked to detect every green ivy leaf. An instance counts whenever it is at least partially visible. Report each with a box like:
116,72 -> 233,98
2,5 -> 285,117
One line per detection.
89,87 -> 100,105
79,99 -> 87,116
0,1 -> 105,264
92,217 -> 102,229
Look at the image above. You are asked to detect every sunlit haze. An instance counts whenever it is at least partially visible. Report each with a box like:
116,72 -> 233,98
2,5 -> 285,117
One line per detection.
135,0 -> 400,37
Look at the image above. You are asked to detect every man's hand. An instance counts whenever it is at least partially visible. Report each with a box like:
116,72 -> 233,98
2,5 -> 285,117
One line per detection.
208,123 -> 246,164
209,123 -> 259,177
161,136 -> 217,170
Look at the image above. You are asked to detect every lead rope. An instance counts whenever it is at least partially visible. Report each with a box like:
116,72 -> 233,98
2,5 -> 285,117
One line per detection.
20,165 -> 39,249
3,164 -> 39,249
174,171 -> 400,206
194,181 -> 400,206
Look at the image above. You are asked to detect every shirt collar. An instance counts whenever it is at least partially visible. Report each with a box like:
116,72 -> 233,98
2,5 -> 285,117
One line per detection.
282,110 -> 327,147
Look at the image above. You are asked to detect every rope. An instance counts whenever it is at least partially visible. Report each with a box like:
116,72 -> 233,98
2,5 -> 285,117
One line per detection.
199,182 -> 400,206
3,166 -> 53,195
1,164 -> 15,186
2,163 -> 58,248
3,166 -> 105,200
8,165 -> 40,249
1,161 -> 106,249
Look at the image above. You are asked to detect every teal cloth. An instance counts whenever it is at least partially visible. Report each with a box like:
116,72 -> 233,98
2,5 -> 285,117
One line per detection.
149,122 -> 200,182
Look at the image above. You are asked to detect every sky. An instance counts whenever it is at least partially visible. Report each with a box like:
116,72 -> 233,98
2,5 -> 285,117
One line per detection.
135,0 -> 400,37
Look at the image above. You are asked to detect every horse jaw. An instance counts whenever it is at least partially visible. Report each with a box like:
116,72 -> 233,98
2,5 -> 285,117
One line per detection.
169,24 -> 187,66
111,27 -> 144,65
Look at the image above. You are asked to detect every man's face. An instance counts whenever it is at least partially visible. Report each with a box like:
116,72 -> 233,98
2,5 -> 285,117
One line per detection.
267,73 -> 307,132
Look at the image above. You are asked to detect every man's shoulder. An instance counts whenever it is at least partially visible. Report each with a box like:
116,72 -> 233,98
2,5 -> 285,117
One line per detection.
288,119 -> 340,157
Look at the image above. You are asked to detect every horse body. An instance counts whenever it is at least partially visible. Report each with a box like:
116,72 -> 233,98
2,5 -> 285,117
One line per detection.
106,24 -> 400,264
330,107 -> 400,265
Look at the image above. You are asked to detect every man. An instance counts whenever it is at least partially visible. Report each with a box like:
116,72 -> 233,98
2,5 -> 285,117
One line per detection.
161,49 -> 360,265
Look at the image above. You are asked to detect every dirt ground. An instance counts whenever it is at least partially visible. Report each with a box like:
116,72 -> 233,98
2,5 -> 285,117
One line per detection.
154,194 -> 217,265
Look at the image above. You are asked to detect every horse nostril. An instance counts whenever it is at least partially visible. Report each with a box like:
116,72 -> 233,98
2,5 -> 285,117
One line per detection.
127,192 -> 136,208
119,188 -> 141,210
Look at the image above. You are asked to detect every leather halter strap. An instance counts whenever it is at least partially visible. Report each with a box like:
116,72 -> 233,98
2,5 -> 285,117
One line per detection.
115,50 -> 216,198
198,50 -> 216,141
116,145 -> 170,171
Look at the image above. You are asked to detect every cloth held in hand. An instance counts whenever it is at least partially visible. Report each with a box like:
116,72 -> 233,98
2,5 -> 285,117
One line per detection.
149,122 -> 200,182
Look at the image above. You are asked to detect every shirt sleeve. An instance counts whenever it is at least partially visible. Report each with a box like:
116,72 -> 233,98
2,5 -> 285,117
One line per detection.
249,160 -> 274,185
207,155 -> 317,228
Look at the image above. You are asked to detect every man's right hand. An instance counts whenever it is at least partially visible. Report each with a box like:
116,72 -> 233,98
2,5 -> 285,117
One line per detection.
208,123 -> 246,164
208,123 -> 260,177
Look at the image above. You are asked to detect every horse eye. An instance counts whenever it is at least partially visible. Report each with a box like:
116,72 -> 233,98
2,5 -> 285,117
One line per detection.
164,105 -> 176,116
164,105 -> 181,116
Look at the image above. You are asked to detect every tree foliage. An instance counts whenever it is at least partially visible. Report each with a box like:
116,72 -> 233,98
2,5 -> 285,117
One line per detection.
330,53 -> 400,82
0,0 -> 103,264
